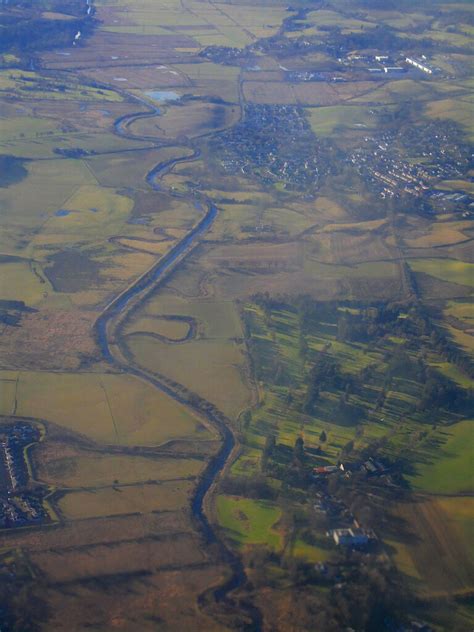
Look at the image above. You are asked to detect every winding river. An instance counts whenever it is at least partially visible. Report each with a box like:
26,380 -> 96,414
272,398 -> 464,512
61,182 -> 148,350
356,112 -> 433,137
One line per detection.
94,92 -> 261,627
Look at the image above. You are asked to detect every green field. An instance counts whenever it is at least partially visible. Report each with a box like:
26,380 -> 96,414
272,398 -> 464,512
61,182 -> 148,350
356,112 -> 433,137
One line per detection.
306,105 -> 377,136
0,370 -> 212,446
217,495 -> 282,549
409,258 -> 474,288
409,419 -> 474,494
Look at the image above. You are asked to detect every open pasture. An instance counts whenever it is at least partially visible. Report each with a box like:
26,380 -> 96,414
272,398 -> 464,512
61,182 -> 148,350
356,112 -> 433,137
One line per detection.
125,335 -> 250,419
409,258 -> 474,288
307,230 -> 395,265
86,146 -> 192,189
390,497 -> 474,596
217,495 -> 282,550
0,371 -> 211,446
408,419 -> 473,494
243,81 -> 338,106
306,105 -> 378,136
37,447 -> 203,488
42,564 -> 226,632
94,0 -> 287,46
445,299 -> 474,327
360,9 -> 432,30
0,308 -> 97,371
352,80 -> 436,105
426,98 -> 474,140
57,480 -> 194,519
243,80 -> 381,106
0,158 -> 93,250
405,219 -> 472,248
129,101 -> 239,140
291,538 -> 331,563
305,9 -> 376,32
437,179 -> 474,195
114,236 -> 173,256
30,532 -> 205,582
174,62 -> 241,103
37,184 -> 133,243
82,63 -> 191,90
143,292 -> 243,339
0,510 -> 192,552
204,241 -> 302,273
0,260 -> 51,306
123,315 -> 191,340
40,29 -> 200,71
447,325 -> 474,356
0,69 -> 121,102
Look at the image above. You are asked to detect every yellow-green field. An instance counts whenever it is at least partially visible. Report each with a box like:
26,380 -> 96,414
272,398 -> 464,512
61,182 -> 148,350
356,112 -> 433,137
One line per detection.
408,419 -> 473,494
217,495 -> 282,549
125,335 -> 250,419
0,371 -> 212,446
38,451 -> 203,487
58,480 -> 193,519
389,497 -> 474,597
409,258 -> 474,288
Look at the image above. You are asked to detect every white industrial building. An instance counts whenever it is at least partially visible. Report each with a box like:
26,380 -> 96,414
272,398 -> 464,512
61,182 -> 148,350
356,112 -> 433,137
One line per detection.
405,57 -> 433,74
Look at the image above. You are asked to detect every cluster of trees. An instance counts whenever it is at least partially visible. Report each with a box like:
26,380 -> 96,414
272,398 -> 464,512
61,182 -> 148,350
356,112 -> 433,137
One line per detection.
220,475 -> 276,501
247,296 -> 471,427
303,353 -> 342,414
0,155 -> 28,188
0,0 -> 92,54
418,371 -> 470,412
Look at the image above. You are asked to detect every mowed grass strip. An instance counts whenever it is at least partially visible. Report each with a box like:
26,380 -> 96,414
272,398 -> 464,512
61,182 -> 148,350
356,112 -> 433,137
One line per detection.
217,495 -> 282,549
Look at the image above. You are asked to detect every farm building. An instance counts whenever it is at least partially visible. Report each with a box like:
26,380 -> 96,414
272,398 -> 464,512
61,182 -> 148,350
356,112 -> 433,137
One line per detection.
329,528 -> 375,547
405,57 -> 433,74
313,464 -> 344,476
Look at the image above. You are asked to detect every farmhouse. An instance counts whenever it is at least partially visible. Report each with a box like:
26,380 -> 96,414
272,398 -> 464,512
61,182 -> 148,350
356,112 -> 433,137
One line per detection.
313,464 -> 345,477
329,527 -> 375,547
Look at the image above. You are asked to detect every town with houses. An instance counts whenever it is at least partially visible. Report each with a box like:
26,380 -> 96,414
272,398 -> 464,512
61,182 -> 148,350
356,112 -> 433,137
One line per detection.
0,423 -> 48,529
206,40 -> 473,214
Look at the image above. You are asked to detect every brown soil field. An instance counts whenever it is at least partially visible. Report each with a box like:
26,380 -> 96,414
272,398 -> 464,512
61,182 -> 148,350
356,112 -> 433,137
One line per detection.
205,241 -> 303,268
82,64 -> 191,90
404,220 -> 472,248
0,309 -> 98,370
40,31 -> 199,71
411,272 -> 473,300
30,533 -> 206,582
114,236 -> 174,256
43,565 -> 228,631
308,231 -> 396,265
243,81 -> 340,105
57,481 -> 194,519
0,511 -> 193,552
391,497 -> 474,596
10,100 -> 134,134
35,442 -> 203,487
